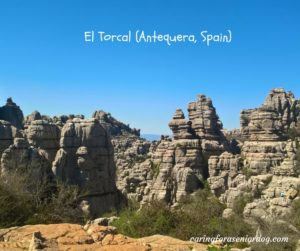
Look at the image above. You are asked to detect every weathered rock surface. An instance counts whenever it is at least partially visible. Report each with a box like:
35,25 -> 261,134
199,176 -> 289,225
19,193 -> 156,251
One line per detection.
208,88 -> 300,224
25,120 -> 60,163
1,137 -> 53,181
52,118 -> 118,217
0,223 -> 207,251
188,95 -> 229,155
93,110 -> 140,137
168,109 -> 193,140
147,138 -> 205,204
25,111 -> 42,125
241,88 -> 300,141
93,110 -> 154,203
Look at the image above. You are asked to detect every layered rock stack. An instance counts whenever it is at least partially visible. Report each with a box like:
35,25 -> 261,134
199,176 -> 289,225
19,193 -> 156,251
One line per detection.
168,109 -> 193,139
208,88 -> 300,222
241,88 -> 300,141
143,94 -> 229,204
188,95 -> 229,155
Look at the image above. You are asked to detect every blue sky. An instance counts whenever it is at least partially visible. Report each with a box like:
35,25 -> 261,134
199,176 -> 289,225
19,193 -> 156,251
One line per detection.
0,0 -> 300,134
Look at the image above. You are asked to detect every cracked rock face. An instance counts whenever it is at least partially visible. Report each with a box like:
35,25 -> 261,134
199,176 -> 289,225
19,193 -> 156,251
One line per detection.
146,139 -> 205,204
25,120 -> 61,163
52,118 -> 117,217
0,137 -> 53,183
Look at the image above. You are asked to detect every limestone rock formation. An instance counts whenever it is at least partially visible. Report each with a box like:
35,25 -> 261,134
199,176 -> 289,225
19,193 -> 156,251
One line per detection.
208,88 -> 300,224
93,110 -> 154,203
93,110 -> 140,136
147,138 -> 205,204
188,95 -> 229,155
25,120 -> 60,163
1,137 -> 53,182
241,88 -> 300,141
144,94 -> 231,204
115,94 -> 231,205
168,109 -> 193,140
0,98 -> 24,129
52,118 -> 117,217
208,152 -> 242,196
25,111 -> 42,125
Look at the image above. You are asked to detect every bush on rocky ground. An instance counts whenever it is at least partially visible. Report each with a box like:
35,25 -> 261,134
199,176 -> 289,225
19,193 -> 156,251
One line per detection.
250,219 -> 298,251
0,172 -> 85,228
112,187 -> 254,245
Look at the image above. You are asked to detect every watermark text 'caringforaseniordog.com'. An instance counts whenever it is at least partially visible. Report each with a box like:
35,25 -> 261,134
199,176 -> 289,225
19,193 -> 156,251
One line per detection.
190,235 -> 289,245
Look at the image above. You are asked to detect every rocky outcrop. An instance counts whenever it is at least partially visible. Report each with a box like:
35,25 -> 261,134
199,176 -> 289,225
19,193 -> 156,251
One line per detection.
208,152 -> 242,196
0,137 -> 53,182
93,110 -> 140,136
25,120 -> 60,163
25,111 -> 42,125
0,223 -> 207,251
95,110 -> 154,203
0,98 -> 24,129
114,94 -> 231,205
168,109 -> 193,140
208,88 -> 300,224
52,118 -> 117,217
188,95 -> 229,155
146,138 -> 205,204
141,94 -> 229,204
241,88 -> 300,141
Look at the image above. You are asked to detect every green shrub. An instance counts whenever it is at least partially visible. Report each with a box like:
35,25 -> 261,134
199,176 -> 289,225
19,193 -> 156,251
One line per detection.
0,172 -> 85,227
250,220 -> 298,251
0,175 -> 34,227
112,188 -> 254,243
151,163 -> 160,178
112,199 -> 179,238
232,193 -> 254,216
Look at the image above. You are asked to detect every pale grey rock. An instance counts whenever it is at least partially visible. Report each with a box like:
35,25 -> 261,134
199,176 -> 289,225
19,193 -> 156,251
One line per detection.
1,137 -> 53,181
169,109 -> 193,140
25,120 -> 60,163
52,118 -> 117,217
